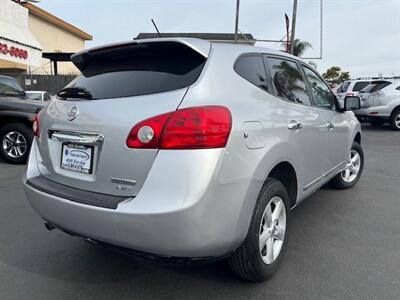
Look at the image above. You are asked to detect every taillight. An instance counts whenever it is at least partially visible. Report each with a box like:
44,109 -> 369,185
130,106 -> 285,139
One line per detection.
33,113 -> 40,138
126,112 -> 172,148
126,106 -> 232,149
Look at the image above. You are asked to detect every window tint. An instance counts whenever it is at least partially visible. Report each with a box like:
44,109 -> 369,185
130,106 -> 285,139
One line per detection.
44,93 -> 51,101
234,55 -> 268,91
337,81 -> 350,93
26,92 -> 42,101
0,76 -> 25,97
360,81 -> 391,93
266,57 -> 311,105
352,81 -> 370,92
63,42 -> 206,100
302,66 -> 335,109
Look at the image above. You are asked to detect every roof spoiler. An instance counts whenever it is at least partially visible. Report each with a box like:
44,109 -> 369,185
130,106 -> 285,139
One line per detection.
71,38 -> 211,72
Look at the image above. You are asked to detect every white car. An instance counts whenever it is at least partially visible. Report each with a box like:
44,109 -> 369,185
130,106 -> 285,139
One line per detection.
336,79 -> 378,108
355,79 -> 400,130
25,91 -> 52,102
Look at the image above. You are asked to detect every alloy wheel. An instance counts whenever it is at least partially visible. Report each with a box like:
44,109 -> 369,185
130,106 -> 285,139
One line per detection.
259,196 -> 286,265
395,112 -> 400,129
2,131 -> 28,159
341,149 -> 361,183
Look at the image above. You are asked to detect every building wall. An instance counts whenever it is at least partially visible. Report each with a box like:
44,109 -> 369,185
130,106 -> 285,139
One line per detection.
28,14 -> 86,74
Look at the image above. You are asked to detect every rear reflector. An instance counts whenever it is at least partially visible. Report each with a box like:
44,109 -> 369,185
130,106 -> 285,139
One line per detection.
33,113 -> 40,138
126,106 -> 232,149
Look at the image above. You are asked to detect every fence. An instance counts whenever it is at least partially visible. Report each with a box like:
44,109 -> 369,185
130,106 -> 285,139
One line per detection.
16,74 -> 77,96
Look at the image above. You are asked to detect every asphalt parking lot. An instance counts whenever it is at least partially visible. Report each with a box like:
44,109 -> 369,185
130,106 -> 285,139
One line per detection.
0,124 -> 399,300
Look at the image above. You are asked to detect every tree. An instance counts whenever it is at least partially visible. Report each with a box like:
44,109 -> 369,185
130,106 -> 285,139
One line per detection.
283,39 -> 312,57
322,66 -> 351,84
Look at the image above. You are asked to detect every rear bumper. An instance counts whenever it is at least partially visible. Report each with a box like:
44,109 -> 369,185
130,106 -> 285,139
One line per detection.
23,140 -> 257,258
355,106 -> 391,119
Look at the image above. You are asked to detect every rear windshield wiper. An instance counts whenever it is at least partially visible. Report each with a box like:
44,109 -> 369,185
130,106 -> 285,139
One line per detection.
57,87 -> 93,100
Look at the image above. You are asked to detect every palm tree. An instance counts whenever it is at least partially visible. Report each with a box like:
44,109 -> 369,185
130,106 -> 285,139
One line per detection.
283,39 -> 312,57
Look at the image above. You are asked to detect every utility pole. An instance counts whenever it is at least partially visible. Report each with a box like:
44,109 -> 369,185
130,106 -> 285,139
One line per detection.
234,0 -> 240,42
290,0 -> 298,54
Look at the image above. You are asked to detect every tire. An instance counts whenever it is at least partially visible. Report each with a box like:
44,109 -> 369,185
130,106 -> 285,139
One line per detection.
330,142 -> 364,189
369,119 -> 385,126
0,123 -> 33,164
228,178 -> 290,282
389,108 -> 400,131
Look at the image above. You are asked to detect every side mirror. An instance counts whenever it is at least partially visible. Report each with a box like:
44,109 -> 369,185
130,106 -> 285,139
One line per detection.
344,96 -> 361,111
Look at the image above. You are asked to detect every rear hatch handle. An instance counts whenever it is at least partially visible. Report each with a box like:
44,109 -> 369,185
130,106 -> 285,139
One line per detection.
49,130 -> 104,145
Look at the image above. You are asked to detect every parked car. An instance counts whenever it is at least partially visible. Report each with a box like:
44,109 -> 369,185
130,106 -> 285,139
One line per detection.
336,79 -> 379,108
23,38 -> 364,282
25,90 -> 52,102
0,75 -> 46,164
358,80 -> 393,102
355,79 -> 400,130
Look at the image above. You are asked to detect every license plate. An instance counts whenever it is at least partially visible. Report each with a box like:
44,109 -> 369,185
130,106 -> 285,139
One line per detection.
61,143 -> 93,174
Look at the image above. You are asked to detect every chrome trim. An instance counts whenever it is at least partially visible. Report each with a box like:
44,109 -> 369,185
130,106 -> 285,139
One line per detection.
323,161 -> 347,178
111,178 -> 137,186
49,130 -> 104,145
303,176 -> 323,192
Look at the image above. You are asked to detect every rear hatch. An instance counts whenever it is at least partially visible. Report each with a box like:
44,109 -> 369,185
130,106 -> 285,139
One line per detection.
36,39 -> 210,197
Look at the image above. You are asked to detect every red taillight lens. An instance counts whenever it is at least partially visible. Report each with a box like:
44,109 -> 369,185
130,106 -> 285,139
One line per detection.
161,106 -> 231,149
126,112 -> 172,148
33,113 -> 40,138
126,106 -> 232,149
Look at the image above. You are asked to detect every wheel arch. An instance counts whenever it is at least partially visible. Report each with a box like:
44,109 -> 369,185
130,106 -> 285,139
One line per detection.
266,161 -> 298,208
354,132 -> 361,145
0,114 -> 34,130
390,105 -> 400,118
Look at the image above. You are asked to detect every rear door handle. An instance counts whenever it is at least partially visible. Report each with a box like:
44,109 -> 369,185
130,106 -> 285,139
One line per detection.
327,122 -> 335,129
288,120 -> 303,130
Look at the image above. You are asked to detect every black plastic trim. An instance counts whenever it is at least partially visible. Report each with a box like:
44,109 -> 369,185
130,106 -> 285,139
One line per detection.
27,176 -> 129,209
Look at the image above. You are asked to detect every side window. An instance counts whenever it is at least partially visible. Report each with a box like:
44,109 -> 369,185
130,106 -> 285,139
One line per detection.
266,57 -> 311,105
337,81 -> 350,93
44,93 -> 51,101
234,55 -> 268,91
302,66 -> 336,110
396,86 -> 400,91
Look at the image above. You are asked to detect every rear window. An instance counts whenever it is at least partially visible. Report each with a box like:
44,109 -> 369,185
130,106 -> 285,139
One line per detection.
361,81 -> 392,93
352,81 -> 370,92
64,42 -> 206,100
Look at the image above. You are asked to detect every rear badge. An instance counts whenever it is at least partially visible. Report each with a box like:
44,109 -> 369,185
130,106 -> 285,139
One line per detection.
67,106 -> 80,121
111,178 -> 136,191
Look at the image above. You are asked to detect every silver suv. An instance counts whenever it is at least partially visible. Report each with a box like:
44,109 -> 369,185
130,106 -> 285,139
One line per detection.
355,79 -> 400,130
23,38 -> 364,282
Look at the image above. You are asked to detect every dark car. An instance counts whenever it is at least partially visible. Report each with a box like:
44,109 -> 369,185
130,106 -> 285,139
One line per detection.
0,75 -> 46,164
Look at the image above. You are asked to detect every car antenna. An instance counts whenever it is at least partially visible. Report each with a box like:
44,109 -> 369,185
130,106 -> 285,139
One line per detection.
151,19 -> 162,38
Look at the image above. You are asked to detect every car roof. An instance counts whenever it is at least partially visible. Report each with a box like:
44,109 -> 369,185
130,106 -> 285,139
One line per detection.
0,75 -> 16,80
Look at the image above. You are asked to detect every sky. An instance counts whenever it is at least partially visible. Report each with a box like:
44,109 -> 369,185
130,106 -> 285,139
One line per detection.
37,0 -> 400,78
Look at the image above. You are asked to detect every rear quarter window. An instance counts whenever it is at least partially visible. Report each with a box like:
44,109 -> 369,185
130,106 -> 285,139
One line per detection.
234,54 -> 268,91
352,81 -> 370,92
63,42 -> 206,100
